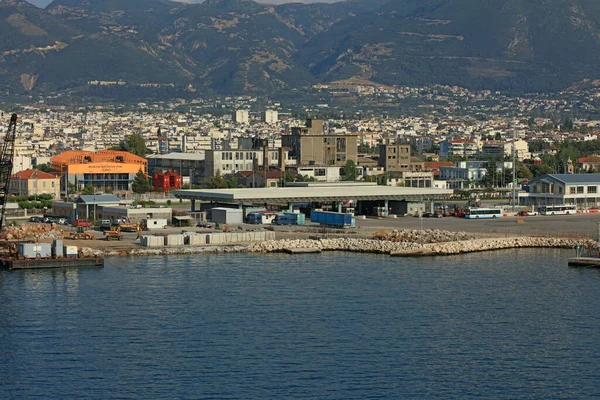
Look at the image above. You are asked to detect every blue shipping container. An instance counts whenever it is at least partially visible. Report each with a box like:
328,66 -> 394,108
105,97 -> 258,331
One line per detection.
310,211 -> 355,228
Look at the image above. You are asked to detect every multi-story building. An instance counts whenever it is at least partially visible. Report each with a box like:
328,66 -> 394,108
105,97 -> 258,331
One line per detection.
9,169 -> 61,198
203,148 -> 289,180
232,110 -> 249,124
577,156 -> 600,172
481,140 -> 531,161
439,161 -> 488,189
147,153 -> 204,185
282,120 -> 357,167
378,143 -> 411,173
439,138 -> 479,158
261,110 -> 278,124
152,170 -> 182,192
50,150 -> 147,194
526,173 -> 600,208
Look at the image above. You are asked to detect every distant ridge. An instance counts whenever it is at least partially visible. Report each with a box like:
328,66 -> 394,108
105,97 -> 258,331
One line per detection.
1,0 -> 600,98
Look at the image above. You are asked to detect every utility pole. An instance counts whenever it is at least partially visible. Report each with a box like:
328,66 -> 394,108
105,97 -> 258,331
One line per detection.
512,127 -> 517,212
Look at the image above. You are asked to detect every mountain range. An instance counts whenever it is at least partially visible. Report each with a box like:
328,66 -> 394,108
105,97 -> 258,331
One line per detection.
2,0 -> 600,100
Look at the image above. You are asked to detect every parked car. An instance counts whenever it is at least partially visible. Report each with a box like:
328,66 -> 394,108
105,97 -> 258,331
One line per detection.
516,211 -> 529,217
100,220 -> 113,231
57,218 -> 67,225
28,216 -> 42,223
44,217 -> 57,224
74,219 -> 93,228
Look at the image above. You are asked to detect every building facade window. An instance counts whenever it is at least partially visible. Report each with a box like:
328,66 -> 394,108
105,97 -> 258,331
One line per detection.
577,186 -> 584,194
588,186 -> 598,194
569,187 -> 576,194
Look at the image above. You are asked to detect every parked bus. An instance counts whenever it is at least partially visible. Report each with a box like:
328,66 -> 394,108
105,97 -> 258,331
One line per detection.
464,207 -> 503,219
539,205 -> 577,215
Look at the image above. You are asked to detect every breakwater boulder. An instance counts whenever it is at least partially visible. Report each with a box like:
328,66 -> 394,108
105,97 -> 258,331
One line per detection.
250,236 -> 596,257
249,238 -> 422,254
392,236 -> 596,256
373,228 -> 475,243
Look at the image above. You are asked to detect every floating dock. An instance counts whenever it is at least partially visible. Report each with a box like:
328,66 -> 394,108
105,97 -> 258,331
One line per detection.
568,257 -> 600,268
284,248 -> 322,254
0,257 -> 104,270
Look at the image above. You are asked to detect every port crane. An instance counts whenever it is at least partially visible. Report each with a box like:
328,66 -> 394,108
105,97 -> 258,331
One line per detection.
0,114 -> 17,232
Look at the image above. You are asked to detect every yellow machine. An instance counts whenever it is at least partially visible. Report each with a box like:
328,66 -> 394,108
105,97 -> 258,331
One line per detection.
65,227 -> 95,240
104,223 -> 142,241
103,226 -> 124,241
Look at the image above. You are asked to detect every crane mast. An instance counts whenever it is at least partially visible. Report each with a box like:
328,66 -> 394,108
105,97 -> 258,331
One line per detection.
0,114 -> 17,232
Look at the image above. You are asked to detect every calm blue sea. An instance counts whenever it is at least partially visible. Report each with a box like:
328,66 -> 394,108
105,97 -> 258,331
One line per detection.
1,249 -> 599,399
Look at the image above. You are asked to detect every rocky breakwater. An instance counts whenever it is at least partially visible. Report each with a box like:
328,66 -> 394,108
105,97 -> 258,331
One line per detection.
373,228 -> 475,243
391,236 -> 597,257
249,237 -> 422,254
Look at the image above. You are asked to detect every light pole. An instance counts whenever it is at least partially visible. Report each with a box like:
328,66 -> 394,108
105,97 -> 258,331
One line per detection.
419,214 -> 423,245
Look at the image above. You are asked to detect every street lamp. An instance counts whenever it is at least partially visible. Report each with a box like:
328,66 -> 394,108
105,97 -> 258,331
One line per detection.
419,214 -> 423,245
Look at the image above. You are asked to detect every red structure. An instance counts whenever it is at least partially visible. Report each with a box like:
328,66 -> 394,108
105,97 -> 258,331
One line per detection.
152,169 -> 181,192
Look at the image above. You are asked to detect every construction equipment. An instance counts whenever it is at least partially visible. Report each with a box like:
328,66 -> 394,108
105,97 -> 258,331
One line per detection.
65,226 -> 95,240
103,225 -> 124,241
0,114 -> 17,233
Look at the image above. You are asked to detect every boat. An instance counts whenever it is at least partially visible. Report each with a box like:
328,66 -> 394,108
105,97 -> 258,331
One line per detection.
0,241 -> 104,270
1,257 -> 104,270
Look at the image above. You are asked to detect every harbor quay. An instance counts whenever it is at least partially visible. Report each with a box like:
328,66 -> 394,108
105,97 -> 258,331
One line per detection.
68,212 -> 600,259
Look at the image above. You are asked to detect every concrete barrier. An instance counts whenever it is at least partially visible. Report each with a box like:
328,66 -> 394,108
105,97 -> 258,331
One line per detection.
165,234 -> 185,246
188,234 -> 207,246
142,235 -> 165,248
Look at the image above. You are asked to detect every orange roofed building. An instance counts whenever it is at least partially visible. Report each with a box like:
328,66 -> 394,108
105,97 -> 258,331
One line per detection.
9,169 -> 61,198
50,150 -> 148,194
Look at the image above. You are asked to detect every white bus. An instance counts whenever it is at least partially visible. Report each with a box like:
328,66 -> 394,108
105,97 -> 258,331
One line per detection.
464,207 -> 503,219
539,205 -> 577,215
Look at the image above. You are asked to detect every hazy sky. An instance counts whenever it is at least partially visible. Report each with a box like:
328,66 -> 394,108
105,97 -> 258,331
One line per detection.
24,0 -> 343,8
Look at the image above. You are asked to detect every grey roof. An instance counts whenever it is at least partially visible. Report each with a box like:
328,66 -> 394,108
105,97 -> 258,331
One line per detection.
76,194 -> 121,204
546,174 -> 600,184
173,186 -> 453,203
147,153 -> 205,161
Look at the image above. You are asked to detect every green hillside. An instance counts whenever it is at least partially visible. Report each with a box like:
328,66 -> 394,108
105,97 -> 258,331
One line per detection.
3,0 -> 600,98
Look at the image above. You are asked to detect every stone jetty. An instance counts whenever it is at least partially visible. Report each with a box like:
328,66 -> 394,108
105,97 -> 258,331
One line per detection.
392,236 -> 596,257
249,238 -> 422,254
76,228 -> 597,258
248,235 -> 595,256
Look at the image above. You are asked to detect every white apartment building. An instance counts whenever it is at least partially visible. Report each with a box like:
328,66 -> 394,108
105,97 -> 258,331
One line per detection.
481,140 -> 531,161
203,149 -> 289,180
261,110 -> 278,124
232,110 -> 249,124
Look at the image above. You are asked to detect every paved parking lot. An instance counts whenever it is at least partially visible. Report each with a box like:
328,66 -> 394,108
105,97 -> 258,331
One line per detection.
355,212 -> 600,239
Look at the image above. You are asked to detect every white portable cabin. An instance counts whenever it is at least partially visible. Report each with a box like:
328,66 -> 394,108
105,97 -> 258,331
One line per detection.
143,218 -> 168,230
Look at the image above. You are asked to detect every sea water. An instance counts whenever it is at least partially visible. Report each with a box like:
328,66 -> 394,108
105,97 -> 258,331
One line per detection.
1,249 -> 599,399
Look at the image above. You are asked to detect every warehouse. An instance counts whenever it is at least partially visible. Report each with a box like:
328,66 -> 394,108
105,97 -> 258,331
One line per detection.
173,182 -> 453,216
51,150 -> 148,194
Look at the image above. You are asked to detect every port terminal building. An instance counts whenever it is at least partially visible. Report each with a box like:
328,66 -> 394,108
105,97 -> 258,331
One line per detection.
50,150 -> 147,194
173,182 -> 454,216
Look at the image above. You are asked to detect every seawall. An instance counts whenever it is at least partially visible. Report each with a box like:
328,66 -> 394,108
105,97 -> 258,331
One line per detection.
78,233 -> 596,258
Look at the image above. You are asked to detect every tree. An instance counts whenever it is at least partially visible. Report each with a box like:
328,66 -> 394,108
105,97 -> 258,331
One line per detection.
204,170 -> 228,189
125,133 -> 147,157
517,165 -> 533,180
34,164 -> 51,172
81,183 -> 95,195
529,163 -> 554,178
226,176 -> 242,188
341,160 -> 358,181
132,169 -> 151,193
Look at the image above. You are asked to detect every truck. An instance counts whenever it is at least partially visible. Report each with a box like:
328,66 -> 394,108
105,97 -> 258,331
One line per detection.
245,212 -> 277,225
273,212 -> 306,226
310,211 -> 356,229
